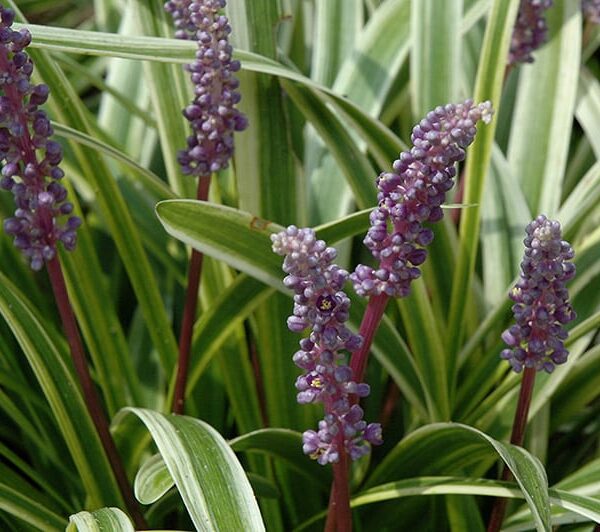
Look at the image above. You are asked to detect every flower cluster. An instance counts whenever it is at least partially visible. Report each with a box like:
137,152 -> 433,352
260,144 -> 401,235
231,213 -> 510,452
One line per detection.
509,0 -> 553,65
0,7 -> 80,271
164,0 -> 247,176
583,0 -> 600,24
351,100 -> 493,298
500,215 -> 576,373
272,226 -> 382,464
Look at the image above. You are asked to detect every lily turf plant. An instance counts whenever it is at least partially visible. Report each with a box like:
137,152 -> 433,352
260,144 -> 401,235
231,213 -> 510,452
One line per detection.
0,1 -> 599,531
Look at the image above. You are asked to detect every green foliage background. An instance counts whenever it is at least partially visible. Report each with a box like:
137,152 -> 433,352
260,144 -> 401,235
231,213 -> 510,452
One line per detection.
0,0 -> 599,530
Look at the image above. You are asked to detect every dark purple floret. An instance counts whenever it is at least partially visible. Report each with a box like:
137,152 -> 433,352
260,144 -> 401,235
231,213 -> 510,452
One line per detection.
272,226 -> 383,465
500,215 -> 576,373
509,0 -> 553,65
351,100 -> 493,299
164,0 -> 247,176
583,0 -> 600,24
0,7 -> 80,271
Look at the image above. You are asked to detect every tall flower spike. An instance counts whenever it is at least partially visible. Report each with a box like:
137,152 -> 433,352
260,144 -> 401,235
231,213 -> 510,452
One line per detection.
164,0 -> 247,175
272,226 -> 383,465
351,100 -> 493,299
583,0 -> 600,24
509,0 -> 553,65
0,7 -> 80,271
501,215 -> 576,373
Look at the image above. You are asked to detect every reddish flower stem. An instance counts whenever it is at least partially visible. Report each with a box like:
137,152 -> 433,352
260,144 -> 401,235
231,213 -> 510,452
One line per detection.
350,293 -> 390,382
325,293 -> 390,530
46,257 -> 146,528
324,437 -> 352,532
172,175 -> 211,415
487,366 -> 536,532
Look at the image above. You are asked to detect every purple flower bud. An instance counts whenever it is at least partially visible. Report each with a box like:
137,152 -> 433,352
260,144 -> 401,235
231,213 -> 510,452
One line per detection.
583,0 -> 600,24
500,215 -> 576,373
273,226 -> 381,464
0,7 -> 79,270
165,0 -> 246,175
509,0 -> 553,65
351,100 -> 493,298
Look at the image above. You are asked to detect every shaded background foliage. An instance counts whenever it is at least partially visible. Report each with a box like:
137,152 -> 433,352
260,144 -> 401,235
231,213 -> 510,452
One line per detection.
0,0 -> 600,530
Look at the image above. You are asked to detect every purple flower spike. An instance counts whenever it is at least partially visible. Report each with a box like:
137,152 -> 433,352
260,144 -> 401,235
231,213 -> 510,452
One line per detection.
509,0 -> 553,65
583,0 -> 600,24
351,100 -> 493,298
164,0 -> 247,176
272,226 -> 382,464
0,7 -> 80,271
501,215 -> 576,374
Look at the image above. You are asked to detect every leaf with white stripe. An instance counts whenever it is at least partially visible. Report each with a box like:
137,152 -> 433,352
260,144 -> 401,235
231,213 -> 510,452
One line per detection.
123,408 -> 265,532
67,508 -> 134,532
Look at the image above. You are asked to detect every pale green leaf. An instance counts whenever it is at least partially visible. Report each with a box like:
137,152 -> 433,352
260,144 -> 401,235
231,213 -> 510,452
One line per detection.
68,508 -> 134,532
122,408 -> 265,532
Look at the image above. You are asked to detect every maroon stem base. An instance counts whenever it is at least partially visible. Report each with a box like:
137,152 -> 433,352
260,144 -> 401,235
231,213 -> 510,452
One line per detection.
46,257 -> 146,528
487,367 -> 536,532
324,293 -> 390,531
172,175 -> 211,415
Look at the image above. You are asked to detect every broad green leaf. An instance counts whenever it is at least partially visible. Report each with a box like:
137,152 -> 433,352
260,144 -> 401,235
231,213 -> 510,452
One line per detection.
135,451 -> 280,504
507,0 -> 581,216
67,508 -> 134,532
0,481 -> 64,532
135,453 -> 174,505
246,474 -> 280,500
281,80 -> 377,210
130,0 -> 194,198
558,161 -> 600,241
122,408 -> 265,531
227,0 -> 298,225
481,146 -> 531,307
311,0 -> 362,87
296,476 -> 598,531
230,429 -> 331,488
396,281 -> 450,421
503,489 -> 600,531
183,275 -> 274,404
157,201 -> 428,416
365,423 -> 551,531
52,122 -> 175,201
0,272 -> 123,509
197,255 -> 264,432
549,343 -> 600,430
446,0 -> 520,373
361,478 -> 600,522
57,54 -> 155,127
411,0 -> 462,118
307,0 -> 410,222
17,18 -> 179,375
576,68 -> 600,160
156,200 -> 284,289
21,19 -> 407,174
0,441 -> 70,514
333,0 -> 411,118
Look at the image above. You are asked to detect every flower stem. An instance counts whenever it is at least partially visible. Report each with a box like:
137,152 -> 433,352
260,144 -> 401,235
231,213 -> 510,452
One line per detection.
324,436 -> 351,532
172,175 -> 211,415
46,257 -> 146,528
324,293 -> 390,530
486,366 -> 536,532
350,293 -> 389,382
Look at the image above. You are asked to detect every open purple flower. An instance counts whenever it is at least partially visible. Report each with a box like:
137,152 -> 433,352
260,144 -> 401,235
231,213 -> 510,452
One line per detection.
500,215 -> 576,373
509,0 -> 553,65
0,7 -> 80,271
164,0 -> 247,175
272,226 -> 383,465
351,100 -> 493,299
